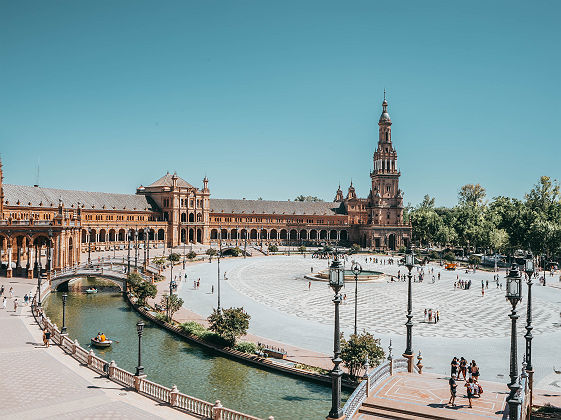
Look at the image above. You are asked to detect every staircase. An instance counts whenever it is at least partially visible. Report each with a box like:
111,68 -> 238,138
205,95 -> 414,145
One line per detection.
357,402 -> 454,419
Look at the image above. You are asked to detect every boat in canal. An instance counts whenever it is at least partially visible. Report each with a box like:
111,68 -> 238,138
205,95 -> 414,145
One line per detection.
91,337 -> 112,348
85,288 -> 98,294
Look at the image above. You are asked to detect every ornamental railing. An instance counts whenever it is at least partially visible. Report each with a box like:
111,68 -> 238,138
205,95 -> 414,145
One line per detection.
33,306 -> 271,420
341,357 -> 409,420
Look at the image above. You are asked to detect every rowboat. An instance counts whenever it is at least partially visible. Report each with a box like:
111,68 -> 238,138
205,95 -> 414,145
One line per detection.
91,338 -> 112,348
85,288 -> 98,294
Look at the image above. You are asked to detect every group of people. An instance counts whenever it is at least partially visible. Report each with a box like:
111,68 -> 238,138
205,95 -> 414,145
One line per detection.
454,279 -> 472,290
448,357 -> 482,408
94,332 -> 107,342
423,308 -> 440,323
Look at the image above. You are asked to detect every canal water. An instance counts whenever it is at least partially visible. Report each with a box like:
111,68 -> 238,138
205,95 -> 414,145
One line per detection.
44,277 -> 348,420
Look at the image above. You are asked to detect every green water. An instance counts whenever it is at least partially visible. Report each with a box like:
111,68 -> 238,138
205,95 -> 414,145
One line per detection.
44,278 -> 348,420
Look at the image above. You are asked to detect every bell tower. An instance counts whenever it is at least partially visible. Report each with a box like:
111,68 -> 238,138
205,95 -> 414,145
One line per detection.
369,95 -> 404,226
0,158 -> 4,217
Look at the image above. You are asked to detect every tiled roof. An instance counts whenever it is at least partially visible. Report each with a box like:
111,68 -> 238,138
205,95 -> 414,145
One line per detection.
3,184 -> 159,212
209,198 -> 345,216
146,172 -> 194,189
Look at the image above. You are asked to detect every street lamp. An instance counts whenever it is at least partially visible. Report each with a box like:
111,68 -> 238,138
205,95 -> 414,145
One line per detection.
87,228 -> 92,267
127,230 -> 131,274
217,226 -> 222,312
135,320 -> 144,376
61,293 -> 68,334
47,228 -> 53,274
37,272 -> 42,307
134,229 -> 138,271
351,261 -> 362,336
327,255 -> 345,420
505,264 -> 523,420
524,253 -> 535,407
403,249 -> 415,372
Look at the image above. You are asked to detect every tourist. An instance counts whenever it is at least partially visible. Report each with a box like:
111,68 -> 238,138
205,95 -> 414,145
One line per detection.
43,327 -> 51,347
9,287 -> 13,298
308,281 -> 311,291
197,279 -> 200,289
471,360 -> 480,383
465,378 -> 475,408
13,299 -> 18,313
451,357 -> 459,377
448,374 -> 457,406
459,357 -> 467,381
211,285 -> 214,294
2,296 -> 6,310
0,284 -> 4,296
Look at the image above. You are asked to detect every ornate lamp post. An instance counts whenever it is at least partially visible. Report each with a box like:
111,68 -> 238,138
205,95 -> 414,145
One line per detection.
134,229 -> 138,271
37,272 -> 42,307
327,255 -> 345,420
145,228 -> 150,267
403,249 -> 415,372
351,261 -> 362,336
505,265 -> 523,420
127,230 -> 131,274
87,228 -> 92,266
524,254 -> 535,407
61,293 -> 68,334
217,225 -> 222,312
135,320 -> 144,376
47,228 -> 53,275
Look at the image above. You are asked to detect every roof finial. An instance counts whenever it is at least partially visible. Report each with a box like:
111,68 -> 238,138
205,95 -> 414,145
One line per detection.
384,88 -> 386,101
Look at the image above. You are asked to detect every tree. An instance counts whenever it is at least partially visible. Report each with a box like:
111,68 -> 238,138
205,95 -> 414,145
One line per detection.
134,281 -> 157,306
127,272 -> 143,289
207,307 -> 251,346
350,243 -> 361,254
206,248 -> 217,256
294,195 -> 324,202
152,256 -> 167,270
160,293 -> 184,321
268,244 -> 278,253
186,251 -> 197,260
340,332 -> 385,379
168,252 -> 181,264
458,184 -> 486,207
298,245 -> 306,253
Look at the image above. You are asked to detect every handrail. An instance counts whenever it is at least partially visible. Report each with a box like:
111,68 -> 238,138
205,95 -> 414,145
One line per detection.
30,299 -> 267,419
342,357 -> 409,419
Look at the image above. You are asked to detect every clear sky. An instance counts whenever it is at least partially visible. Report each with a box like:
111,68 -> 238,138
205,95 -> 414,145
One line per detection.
1,0 -> 559,207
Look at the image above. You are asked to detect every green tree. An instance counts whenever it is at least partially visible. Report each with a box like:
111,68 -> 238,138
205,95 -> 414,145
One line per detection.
186,251 -> 197,260
207,307 -> 251,346
350,243 -> 361,254
168,252 -> 181,264
206,248 -> 217,256
298,245 -> 306,253
152,256 -> 167,269
458,184 -> 486,207
294,195 -> 324,202
160,293 -> 184,321
268,244 -> 278,253
340,332 -> 385,379
134,281 -> 157,306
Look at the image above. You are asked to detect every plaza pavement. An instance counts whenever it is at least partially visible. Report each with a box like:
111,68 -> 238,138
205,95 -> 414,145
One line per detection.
0,274 -> 194,420
171,253 -> 561,394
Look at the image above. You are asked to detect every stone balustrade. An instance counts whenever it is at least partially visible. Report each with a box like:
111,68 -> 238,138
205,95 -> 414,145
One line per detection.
33,304 -> 271,420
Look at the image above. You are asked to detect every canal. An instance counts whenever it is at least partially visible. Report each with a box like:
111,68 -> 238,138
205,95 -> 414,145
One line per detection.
43,277 -> 349,420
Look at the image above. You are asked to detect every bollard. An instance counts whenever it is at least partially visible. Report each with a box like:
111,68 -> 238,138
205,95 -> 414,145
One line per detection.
88,350 -> 94,366
72,339 -> 78,354
134,374 -> 146,392
212,400 -> 223,420
416,351 -> 424,374
109,360 -> 116,378
170,385 -> 179,407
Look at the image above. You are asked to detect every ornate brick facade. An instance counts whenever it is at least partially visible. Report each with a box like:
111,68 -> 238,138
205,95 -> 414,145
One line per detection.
0,98 -> 410,276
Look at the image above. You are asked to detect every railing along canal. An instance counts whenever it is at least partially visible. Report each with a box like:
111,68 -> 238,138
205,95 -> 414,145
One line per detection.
341,357 -> 409,419
32,304 -> 270,420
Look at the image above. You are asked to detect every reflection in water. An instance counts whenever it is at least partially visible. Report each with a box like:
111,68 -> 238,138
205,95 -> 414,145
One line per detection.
44,280 -> 348,420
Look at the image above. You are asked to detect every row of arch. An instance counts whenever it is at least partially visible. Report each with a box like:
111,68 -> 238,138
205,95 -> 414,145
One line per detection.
180,228 -> 203,244
81,228 -> 166,243
180,213 -> 203,223
209,228 -> 348,241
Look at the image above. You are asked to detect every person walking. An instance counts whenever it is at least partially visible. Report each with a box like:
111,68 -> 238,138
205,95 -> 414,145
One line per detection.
450,357 -> 459,377
2,296 -> 6,310
9,287 -> 14,298
13,298 -> 18,313
0,284 -> 4,296
465,378 -> 475,408
459,357 -> 467,381
448,374 -> 457,407
43,327 -> 50,347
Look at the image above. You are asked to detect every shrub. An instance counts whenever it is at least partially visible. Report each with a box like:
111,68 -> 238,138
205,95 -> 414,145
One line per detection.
429,250 -> 439,260
341,332 -> 385,379
298,246 -> 306,254
208,307 -> 251,346
199,331 -> 229,347
180,321 -> 207,336
444,251 -> 456,262
268,244 -> 278,253
398,246 -> 406,253
186,251 -> 197,260
468,255 -> 481,266
350,244 -> 361,254
154,313 -> 168,322
234,341 -> 258,354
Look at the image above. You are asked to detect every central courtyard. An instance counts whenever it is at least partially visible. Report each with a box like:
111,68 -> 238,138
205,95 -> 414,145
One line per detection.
178,253 -> 561,389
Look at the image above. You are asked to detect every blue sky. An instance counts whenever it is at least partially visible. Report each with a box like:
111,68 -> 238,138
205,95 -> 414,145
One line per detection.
1,0 -> 559,207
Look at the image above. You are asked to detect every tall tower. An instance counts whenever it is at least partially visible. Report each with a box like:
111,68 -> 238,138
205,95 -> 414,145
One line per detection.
369,96 -> 404,226
0,158 -> 4,217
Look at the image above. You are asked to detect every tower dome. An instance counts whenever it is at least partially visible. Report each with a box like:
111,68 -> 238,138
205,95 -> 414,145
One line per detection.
379,98 -> 391,123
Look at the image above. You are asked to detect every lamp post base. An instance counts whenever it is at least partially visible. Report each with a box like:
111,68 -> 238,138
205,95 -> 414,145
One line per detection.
403,353 -> 414,373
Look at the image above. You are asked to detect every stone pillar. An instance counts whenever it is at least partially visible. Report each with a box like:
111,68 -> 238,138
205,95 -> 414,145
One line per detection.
7,246 -> 13,277
16,241 -> 22,269
212,400 -> 223,420
27,245 -> 33,278
170,385 -> 179,407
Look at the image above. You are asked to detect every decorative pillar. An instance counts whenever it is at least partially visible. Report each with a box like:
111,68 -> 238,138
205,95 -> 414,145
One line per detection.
27,244 -> 33,278
6,245 -> 13,278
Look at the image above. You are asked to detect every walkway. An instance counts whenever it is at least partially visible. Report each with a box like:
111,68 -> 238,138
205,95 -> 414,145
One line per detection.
0,275 -> 194,420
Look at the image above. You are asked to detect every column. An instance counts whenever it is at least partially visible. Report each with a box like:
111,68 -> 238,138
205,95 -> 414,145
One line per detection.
16,241 -> 22,269
27,243 -> 33,278
7,244 -> 13,278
